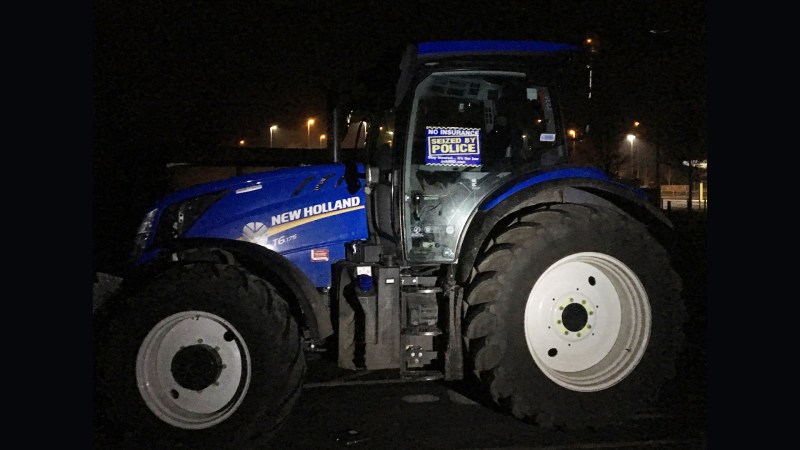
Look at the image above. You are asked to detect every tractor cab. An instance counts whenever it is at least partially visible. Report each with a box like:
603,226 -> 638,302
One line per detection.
335,40 -> 579,265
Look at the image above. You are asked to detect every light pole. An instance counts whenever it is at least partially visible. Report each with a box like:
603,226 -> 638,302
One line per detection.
626,134 -> 637,179
307,119 -> 315,149
319,134 -> 326,148
269,125 -> 277,148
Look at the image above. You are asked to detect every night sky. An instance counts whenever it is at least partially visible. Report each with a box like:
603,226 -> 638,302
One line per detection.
92,0 -> 707,273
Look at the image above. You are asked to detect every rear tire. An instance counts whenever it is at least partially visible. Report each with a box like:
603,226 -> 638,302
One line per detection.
94,262 -> 305,449
462,203 -> 684,427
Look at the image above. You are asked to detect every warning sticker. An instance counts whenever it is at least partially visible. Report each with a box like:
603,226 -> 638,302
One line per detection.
425,126 -> 481,166
311,248 -> 329,262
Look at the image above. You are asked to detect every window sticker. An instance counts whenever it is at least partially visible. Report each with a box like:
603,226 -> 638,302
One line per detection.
540,133 -> 556,142
425,126 -> 481,166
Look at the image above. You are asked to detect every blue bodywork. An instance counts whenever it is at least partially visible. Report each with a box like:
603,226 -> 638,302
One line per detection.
137,164 -> 369,287
417,40 -> 578,56
480,167 -> 645,211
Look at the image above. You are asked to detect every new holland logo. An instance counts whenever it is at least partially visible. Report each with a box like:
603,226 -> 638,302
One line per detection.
270,196 -> 362,226
237,195 -> 365,250
239,222 -> 269,246
265,196 -> 365,236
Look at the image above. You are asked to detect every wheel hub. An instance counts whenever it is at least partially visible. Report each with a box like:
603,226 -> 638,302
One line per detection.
171,344 -> 224,392
552,293 -> 596,341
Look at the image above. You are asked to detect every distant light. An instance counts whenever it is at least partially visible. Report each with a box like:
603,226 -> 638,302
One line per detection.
626,134 -> 636,143
633,121 -> 640,127
683,160 -> 707,169
269,125 -> 278,148
307,119 -> 315,148
568,129 -> 577,139
239,139 -> 246,146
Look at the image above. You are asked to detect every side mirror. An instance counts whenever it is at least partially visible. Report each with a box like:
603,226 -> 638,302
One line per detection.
343,159 -> 362,195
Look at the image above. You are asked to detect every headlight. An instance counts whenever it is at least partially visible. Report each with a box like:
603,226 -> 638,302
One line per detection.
152,190 -> 229,247
130,208 -> 158,259
130,190 -> 228,261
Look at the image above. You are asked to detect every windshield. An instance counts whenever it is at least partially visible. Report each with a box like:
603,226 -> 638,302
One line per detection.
402,71 -> 567,263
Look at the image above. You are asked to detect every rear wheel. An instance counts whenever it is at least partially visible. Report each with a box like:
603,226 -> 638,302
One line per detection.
462,203 -> 684,427
94,262 -> 305,449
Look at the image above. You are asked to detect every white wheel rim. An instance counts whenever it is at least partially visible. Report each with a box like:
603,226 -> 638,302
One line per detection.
136,311 -> 251,429
523,252 -> 651,392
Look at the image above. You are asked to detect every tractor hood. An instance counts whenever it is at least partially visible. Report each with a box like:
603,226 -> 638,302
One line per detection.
136,163 -> 369,286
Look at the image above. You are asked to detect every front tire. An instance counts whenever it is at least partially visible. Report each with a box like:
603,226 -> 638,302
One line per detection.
94,262 -> 305,449
462,203 -> 684,427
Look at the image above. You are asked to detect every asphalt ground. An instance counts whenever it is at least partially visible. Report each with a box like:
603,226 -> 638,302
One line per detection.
267,377 -> 706,450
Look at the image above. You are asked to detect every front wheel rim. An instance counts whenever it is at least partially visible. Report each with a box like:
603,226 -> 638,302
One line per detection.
136,310 -> 251,429
523,252 -> 651,392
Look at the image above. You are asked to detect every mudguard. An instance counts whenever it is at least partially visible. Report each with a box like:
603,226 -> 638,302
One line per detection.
455,167 -> 674,284
131,238 -> 334,341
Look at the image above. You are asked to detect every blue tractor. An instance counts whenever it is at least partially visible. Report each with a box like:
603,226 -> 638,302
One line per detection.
94,40 -> 685,448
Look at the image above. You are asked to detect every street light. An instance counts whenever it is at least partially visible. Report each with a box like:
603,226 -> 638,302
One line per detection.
568,129 -> 577,155
269,125 -> 277,148
307,119 -> 315,149
626,134 -> 637,179
319,134 -> 326,148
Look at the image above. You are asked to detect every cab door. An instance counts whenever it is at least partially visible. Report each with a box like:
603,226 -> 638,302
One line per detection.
399,71 -> 564,264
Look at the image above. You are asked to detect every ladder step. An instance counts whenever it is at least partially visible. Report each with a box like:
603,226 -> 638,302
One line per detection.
402,326 -> 442,336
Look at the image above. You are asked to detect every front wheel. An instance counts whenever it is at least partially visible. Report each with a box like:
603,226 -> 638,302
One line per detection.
462,203 -> 685,427
93,262 -> 305,449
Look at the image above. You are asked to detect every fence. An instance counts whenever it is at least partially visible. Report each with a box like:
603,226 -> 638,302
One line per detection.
660,184 -> 708,211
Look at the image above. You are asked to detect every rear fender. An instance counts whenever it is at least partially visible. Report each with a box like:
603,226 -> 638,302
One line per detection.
455,177 -> 675,284
130,238 -> 333,341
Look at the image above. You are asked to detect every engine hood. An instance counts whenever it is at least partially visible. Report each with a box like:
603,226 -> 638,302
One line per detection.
156,164 -> 358,207
144,163 -> 369,286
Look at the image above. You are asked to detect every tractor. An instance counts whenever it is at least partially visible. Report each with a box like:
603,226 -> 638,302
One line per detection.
93,40 -> 685,448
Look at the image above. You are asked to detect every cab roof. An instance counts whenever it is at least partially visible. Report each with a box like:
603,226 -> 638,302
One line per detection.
416,40 -> 577,58
395,40 -> 578,107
